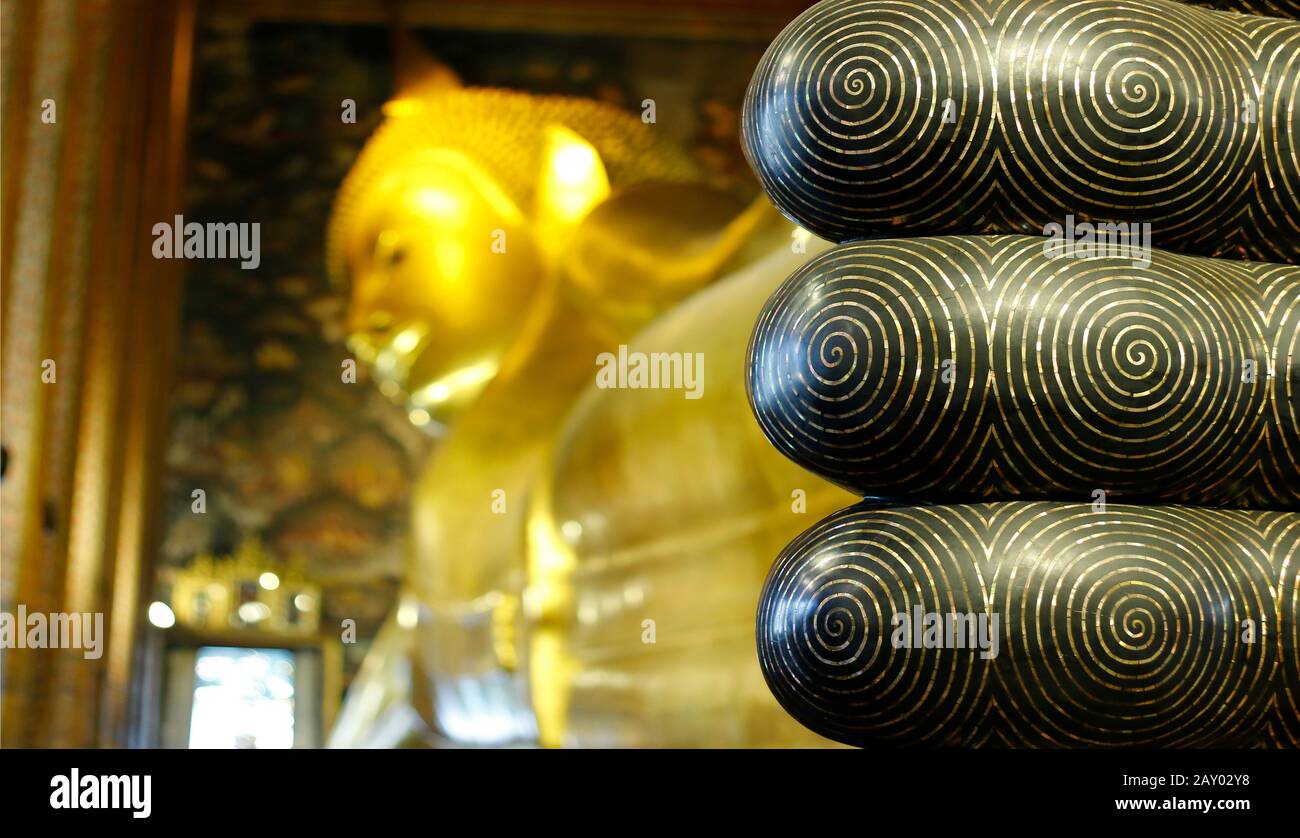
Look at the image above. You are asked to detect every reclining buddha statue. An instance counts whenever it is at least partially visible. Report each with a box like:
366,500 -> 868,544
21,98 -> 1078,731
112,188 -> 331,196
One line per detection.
330,0 -> 1297,747
325,58 -> 855,747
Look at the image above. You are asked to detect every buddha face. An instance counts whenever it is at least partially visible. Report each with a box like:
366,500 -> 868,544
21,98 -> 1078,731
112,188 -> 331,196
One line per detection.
333,86 -> 704,429
341,149 -> 544,428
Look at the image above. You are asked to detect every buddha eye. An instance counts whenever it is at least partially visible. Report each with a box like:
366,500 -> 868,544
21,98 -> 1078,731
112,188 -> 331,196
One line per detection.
373,229 -> 406,269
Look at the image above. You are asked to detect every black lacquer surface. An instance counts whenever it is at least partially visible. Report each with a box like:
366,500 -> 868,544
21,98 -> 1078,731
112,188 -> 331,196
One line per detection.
757,500 -> 1300,747
747,235 -> 1300,508
742,0 -> 1300,263
743,0 -> 1300,750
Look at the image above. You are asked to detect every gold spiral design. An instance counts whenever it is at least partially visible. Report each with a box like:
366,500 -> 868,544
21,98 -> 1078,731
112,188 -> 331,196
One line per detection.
1247,262 -> 1300,506
743,0 -> 997,238
1276,515 -> 1300,745
747,235 -> 1297,507
742,0 -> 1300,262
758,503 -> 990,745
1247,14 -> 1300,261
999,0 -> 1252,246
746,0 -> 1300,750
1195,1 -> 1299,18
757,501 -> 1298,747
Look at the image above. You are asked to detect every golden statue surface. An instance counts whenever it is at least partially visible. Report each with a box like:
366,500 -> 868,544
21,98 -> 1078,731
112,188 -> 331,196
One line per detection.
327,70 -> 852,747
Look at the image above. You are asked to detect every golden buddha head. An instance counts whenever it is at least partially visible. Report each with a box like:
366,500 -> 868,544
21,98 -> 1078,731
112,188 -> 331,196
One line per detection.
327,84 -> 701,428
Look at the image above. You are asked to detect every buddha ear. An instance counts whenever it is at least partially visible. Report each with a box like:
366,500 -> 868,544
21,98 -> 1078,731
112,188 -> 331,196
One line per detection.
532,125 -> 611,260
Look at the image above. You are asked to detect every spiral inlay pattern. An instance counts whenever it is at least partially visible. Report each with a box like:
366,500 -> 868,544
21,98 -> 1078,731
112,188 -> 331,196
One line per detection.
746,0 -> 1300,750
742,0 -> 1300,262
1196,1 -> 1299,18
747,235 -> 1300,507
757,501 -> 1300,747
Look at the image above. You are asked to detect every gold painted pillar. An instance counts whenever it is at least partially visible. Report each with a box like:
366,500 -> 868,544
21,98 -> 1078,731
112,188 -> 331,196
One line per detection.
0,0 -> 193,748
